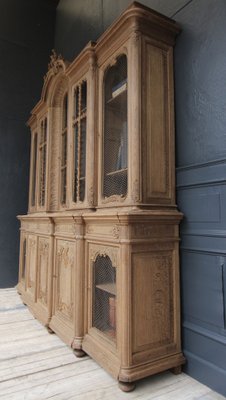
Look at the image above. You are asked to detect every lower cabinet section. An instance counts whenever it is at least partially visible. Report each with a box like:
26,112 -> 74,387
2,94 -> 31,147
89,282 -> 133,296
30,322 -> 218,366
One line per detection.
17,210 -> 185,390
82,211 -> 185,390
17,217 -> 53,326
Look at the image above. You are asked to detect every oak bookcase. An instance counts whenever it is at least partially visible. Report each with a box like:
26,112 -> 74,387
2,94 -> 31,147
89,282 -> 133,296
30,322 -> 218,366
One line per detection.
17,2 -> 185,391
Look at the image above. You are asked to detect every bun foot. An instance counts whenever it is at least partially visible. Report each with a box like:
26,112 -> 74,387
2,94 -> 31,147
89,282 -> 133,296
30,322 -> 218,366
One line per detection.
46,326 -> 54,334
73,349 -> 86,358
171,365 -> 182,375
118,381 -> 136,392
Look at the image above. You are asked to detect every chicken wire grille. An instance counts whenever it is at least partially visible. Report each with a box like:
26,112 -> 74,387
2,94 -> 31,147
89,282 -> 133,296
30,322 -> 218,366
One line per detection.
39,118 -> 47,207
73,81 -> 87,203
60,93 -> 68,205
103,54 -> 128,198
92,255 -> 116,340
31,133 -> 37,207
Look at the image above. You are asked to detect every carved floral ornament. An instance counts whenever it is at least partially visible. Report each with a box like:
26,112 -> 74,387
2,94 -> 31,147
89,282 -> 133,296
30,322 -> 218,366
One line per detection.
57,244 -> 74,268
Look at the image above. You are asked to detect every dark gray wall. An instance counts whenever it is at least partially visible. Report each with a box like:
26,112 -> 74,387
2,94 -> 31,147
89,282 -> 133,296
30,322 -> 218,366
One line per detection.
55,0 -> 226,395
0,0 -> 56,287
175,0 -> 226,396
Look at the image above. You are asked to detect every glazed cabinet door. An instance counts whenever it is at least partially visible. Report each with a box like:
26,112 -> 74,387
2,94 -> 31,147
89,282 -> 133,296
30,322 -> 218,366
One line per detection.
86,244 -> 119,345
98,51 -> 130,207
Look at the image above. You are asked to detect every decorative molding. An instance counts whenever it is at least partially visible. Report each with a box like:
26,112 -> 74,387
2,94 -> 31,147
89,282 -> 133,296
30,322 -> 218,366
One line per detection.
90,244 -> 118,268
55,222 -> 76,236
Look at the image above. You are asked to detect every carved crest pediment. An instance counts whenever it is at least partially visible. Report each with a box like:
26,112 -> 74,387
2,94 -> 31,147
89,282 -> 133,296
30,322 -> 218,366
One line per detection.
41,49 -> 69,102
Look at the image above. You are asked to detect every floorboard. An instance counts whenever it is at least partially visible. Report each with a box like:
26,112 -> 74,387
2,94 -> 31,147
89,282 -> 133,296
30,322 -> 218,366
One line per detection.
0,288 -> 225,400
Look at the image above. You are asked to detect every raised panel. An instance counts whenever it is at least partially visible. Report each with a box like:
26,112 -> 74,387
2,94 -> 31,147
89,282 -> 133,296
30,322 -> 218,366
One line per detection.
55,240 -> 75,322
143,42 -> 170,201
132,252 -> 173,353
27,235 -> 37,298
37,237 -> 50,306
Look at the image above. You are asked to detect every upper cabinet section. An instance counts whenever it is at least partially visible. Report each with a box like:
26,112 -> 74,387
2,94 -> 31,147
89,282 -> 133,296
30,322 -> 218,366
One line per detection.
96,2 -> 180,208
27,2 -> 180,214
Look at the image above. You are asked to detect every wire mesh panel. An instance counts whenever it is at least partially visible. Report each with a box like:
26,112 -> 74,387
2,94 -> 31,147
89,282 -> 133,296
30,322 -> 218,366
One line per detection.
60,93 -> 68,205
31,133 -> 37,207
39,118 -> 47,207
103,54 -> 128,198
92,255 -> 116,340
73,81 -> 87,203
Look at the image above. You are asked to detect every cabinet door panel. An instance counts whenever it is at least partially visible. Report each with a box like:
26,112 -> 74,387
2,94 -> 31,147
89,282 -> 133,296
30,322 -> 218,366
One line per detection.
37,237 -> 50,306
55,240 -> 75,322
132,252 -> 174,354
26,235 -> 37,299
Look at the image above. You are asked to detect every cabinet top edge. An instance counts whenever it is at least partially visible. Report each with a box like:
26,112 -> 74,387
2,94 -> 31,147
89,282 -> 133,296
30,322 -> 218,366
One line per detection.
95,1 -> 181,51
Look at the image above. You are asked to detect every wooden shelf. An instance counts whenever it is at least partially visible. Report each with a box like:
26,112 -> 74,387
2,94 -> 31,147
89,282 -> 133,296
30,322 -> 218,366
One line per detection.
96,283 -> 116,295
106,168 -> 127,177
107,88 -> 127,107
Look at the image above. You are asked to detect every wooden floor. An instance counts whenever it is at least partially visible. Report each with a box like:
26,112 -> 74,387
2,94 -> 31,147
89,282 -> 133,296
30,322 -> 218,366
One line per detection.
0,288 -> 225,400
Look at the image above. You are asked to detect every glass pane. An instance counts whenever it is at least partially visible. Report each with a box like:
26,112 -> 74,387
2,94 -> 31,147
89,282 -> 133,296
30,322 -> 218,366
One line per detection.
31,133 -> 37,207
79,117 -> 86,202
103,55 -> 128,198
80,118 -> 86,178
73,123 -> 79,202
39,143 -> 47,207
61,167 -> 66,205
44,118 -> 47,142
73,81 -> 87,203
61,132 -> 67,167
92,255 -> 116,341
81,81 -> 87,113
74,87 -> 79,119
62,94 -> 68,129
